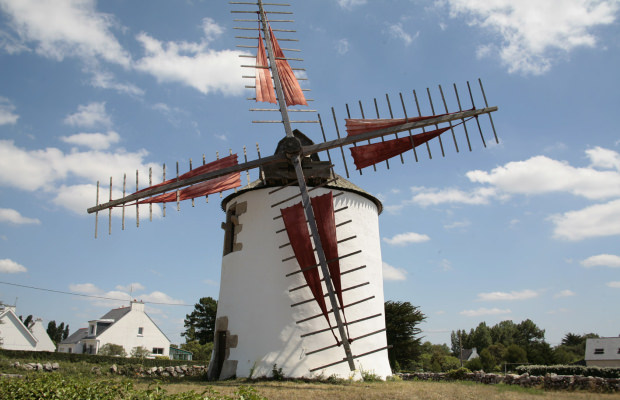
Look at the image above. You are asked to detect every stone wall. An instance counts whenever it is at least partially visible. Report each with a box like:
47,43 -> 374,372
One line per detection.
399,371 -> 619,392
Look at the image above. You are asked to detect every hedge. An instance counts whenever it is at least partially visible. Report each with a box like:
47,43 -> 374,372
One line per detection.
0,349 -> 203,367
516,364 -> 620,379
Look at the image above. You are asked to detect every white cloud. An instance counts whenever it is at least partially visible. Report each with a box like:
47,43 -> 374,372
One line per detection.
382,261 -> 407,281
581,254 -> 620,268
551,199 -> 620,241
477,289 -> 539,301
439,258 -> 453,271
554,289 -> 575,298
466,154 -> 620,200
337,0 -> 367,9
460,307 -> 511,317
386,23 -> 419,46
0,0 -> 131,66
383,232 -> 430,245
64,102 -> 112,128
444,220 -> 471,230
0,96 -> 19,125
336,38 -> 349,55
139,291 -> 185,305
116,283 -> 146,293
444,0 -> 619,75
69,282 -> 102,294
607,281 -> 620,288
201,17 -> 224,42
409,186 -> 498,206
134,31 -> 245,96
587,146 -> 620,170
0,140 -> 163,215
88,68 -> 144,96
0,208 -> 40,225
0,258 -> 27,273
60,131 -> 120,150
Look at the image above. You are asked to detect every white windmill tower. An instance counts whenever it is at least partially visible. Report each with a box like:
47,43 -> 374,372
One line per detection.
88,0 -> 498,380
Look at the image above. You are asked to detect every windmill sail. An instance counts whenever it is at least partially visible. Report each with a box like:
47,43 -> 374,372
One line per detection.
255,31 -> 277,104
269,24 -> 307,106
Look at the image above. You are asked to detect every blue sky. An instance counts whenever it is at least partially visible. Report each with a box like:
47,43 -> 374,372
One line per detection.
1,0 -> 619,348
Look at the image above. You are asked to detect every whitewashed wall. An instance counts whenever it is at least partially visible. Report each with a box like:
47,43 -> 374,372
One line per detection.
0,310 -> 38,351
214,186 -> 391,380
30,319 -> 56,352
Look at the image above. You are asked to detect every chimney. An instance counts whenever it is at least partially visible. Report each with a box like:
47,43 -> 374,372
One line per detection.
130,300 -> 145,312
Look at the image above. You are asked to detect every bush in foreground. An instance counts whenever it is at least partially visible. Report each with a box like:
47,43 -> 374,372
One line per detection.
0,374 -> 268,400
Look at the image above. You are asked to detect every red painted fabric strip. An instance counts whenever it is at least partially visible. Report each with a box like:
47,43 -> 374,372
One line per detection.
310,193 -> 343,308
269,25 -> 307,107
255,31 -> 277,104
138,173 -> 241,204
345,111 -> 465,136
281,203 -> 330,324
350,126 -> 451,170
134,154 -> 240,203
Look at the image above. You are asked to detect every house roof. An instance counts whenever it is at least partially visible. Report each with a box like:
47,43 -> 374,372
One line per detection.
0,307 -> 39,346
60,327 -> 88,344
100,306 -> 131,321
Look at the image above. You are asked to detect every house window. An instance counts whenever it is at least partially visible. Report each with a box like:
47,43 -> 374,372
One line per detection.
68,348 -> 72,354
152,347 -> 164,355
89,325 -> 95,335
138,327 -> 144,335
594,348 -> 604,354
617,348 -> 620,354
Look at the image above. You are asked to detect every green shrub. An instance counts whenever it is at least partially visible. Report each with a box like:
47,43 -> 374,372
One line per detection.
98,343 -> 127,357
465,358 -> 483,371
445,367 -> 471,380
0,348 -> 201,368
515,364 -> 620,379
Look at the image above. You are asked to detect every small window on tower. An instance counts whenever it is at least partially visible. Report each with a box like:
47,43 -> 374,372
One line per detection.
222,201 -> 246,256
138,327 -> 144,335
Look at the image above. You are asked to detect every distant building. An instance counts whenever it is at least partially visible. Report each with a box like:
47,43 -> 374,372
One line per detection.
169,346 -> 193,361
58,300 -> 170,358
458,347 -> 479,364
0,303 -> 56,352
585,337 -> 620,367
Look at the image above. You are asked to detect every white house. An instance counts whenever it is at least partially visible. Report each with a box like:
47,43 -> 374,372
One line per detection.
585,337 -> 620,367
58,300 -> 170,358
0,303 -> 56,352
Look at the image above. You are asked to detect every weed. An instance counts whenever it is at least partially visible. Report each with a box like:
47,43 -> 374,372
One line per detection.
271,364 -> 284,381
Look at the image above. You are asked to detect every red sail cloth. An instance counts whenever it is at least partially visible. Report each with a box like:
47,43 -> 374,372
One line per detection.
310,192 -> 351,338
134,154 -> 241,203
255,31 -> 277,104
350,126 -> 451,170
269,25 -> 307,106
345,112 -> 465,136
137,173 -> 241,204
281,203 -> 331,325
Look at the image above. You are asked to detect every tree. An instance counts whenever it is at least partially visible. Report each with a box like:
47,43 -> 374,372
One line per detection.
470,322 -> 493,353
46,321 -> 70,345
515,319 -> 545,347
384,301 -> 426,370
489,320 -> 518,347
130,346 -> 151,359
479,348 -> 497,372
181,341 -> 214,361
182,297 -> 218,345
503,344 -> 528,364
99,343 -> 127,357
19,315 -> 33,327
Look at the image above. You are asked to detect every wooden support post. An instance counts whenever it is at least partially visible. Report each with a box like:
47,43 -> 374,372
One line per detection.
136,170 -> 139,227
479,78 -> 499,144
108,177 -> 112,235
122,173 -> 126,230
439,84 -> 459,153
94,181 -> 99,239
412,90 -> 433,159
467,80 -> 486,147
453,83 -> 473,152
330,107 -> 350,179
385,93 -> 406,164
162,164 -> 167,217
149,168 -> 153,221
426,87 -> 446,157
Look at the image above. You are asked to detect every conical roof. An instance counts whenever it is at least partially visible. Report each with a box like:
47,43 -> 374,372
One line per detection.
222,130 -> 382,213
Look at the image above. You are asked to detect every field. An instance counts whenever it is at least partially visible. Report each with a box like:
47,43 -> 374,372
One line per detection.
145,379 -> 620,400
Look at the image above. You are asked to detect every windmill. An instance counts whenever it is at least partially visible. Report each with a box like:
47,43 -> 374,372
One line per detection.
87,0 -> 498,380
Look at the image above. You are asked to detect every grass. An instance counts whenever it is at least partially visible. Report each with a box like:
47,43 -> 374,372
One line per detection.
141,379 -> 620,400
